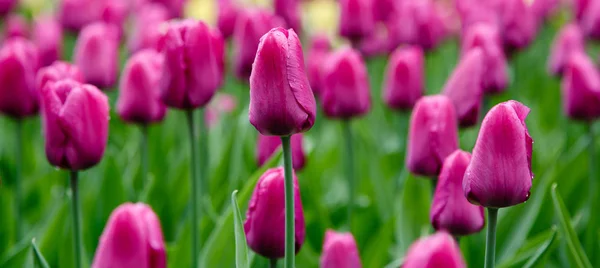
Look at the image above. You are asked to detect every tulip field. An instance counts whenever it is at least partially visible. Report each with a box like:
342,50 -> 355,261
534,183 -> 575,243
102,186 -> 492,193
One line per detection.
1,0 -> 600,267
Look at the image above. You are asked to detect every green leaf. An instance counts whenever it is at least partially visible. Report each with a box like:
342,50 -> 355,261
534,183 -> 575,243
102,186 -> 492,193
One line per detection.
31,239 -> 50,268
232,190 -> 250,268
522,227 -> 557,268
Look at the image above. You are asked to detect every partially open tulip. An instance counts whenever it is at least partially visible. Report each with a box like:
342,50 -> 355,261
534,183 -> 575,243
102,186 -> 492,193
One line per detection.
73,22 -> 119,89
403,231 -> 466,268
0,0 -> 16,17
561,53 -> 600,121
257,134 -> 306,170
306,34 -> 331,97
158,20 -> 224,110
548,23 -> 585,76
92,203 -> 166,268
320,230 -> 362,268
463,100 -> 533,208
216,0 -> 239,39
0,38 -> 40,118
442,48 -> 484,127
117,49 -> 167,124
3,14 -> 29,40
244,167 -> 305,259
580,0 -> 600,39
32,16 -> 63,67
406,95 -> 459,177
36,61 -> 84,93
128,3 -> 169,53
339,0 -> 375,42
274,0 -> 301,33
40,79 -> 109,170
431,150 -> 485,236
249,27 -> 316,136
382,46 -> 424,111
392,0 -> 447,50
58,0 -> 104,31
321,47 -> 371,119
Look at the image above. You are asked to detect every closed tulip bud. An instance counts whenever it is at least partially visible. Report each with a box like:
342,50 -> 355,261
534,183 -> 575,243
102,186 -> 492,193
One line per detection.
4,14 -> 29,40
0,38 -> 40,118
581,0 -> 600,39
36,61 -> 84,93
431,150 -> 485,236
406,95 -> 459,177
244,167 -> 305,259
500,0 -> 537,50
306,34 -> 331,97
275,0 -> 301,33
58,0 -> 104,31
548,23 -> 585,77
150,0 -> 184,18
40,79 -> 109,171
561,53 -> 600,121
32,16 -> 63,67
383,46 -> 424,111
102,0 -> 130,38
217,0 -> 239,38
463,100 -> 533,208
257,134 -> 306,170
321,47 -> 371,119
92,203 -> 166,268
249,27 -> 316,136
320,230 -> 362,268
442,48 -> 484,127
117,49 -> 167,124
339,0 -> 375,42
74,22 -> 119,89
128,3 -> 169,53
403,231 -> 466,268
393,0 -> 447,50
0,0 -> 16,16
158,20 -> 224,109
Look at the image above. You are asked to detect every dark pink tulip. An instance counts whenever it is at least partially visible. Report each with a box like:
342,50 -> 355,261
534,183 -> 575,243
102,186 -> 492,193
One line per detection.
36,61 -> 84,93
216,0 -> 240,38
455,0 -> 499,34
372,0 -> 394,22
548,23 -> 585,76
92,203 -> 166,268
128,3 -> 169,53
574,0 -> 590,20
321,47 -> 371,119
0,38 -> 40,118
306,34 -> 331,97
40,79 -> 109,171
500,0 -> 538,50
357,23 -> 395,57
442,48 -> 484,127
403,231 -> 466,268
382,46 -> 424,111
3,14 -> 29,40
392,0 -> 447,50
244,167 -> 305,259
249,27 -> 316,136
158,20 -> 224,110
101,0 -> 130,38
117,49 -> 167,124
58,0 -> 104,31
32,16 -> 63,67
431,150 -> 485,236
406,95 -> 459,177
319,230 -> 362,268
73,22 -> 119,89
561,53 -> 600,121
580,0 -> 600,39
148,0 -> 184,18
531,0 -> 559,20
257,134 -> 306,170
339,0 -> 375,42
0,0 -> 17,17
274,0 -> 301,33
463,100 -> 533,208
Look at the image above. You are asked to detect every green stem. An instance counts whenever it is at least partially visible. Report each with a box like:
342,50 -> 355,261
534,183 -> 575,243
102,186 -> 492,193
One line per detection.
485,208 -> 498,268
281,136 -> 295,268
70,171 -> 82,268
186,111 -> 199,268
15,119 -> 22,240
431,178 -> 438,197
140,124 -> 148,193
585,123 -> 598,259
343,121 -> 355,228
270,258 -> 278,268
198,109 -> 209,212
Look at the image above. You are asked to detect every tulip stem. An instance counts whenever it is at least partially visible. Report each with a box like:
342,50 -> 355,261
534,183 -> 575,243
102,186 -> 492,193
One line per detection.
585,123 -> 598,258
485,208 -> 498,268
70,171 -> 83,268
281,136 -> 295,268
343,120 -> 356,228
186,111 -> 200,268
140,124 -> 148,193
270,258 -> 278,268
198,109 -> 210,215
15,119 -> 23,240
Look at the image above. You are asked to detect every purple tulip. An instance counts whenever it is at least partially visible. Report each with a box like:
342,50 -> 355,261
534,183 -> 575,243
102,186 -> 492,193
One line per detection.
274,0 -> 301,33
319,230 -> 362,268
3,14 -> 29,40
406,95 -> 459,177
249,27 -> 316,136
463,100 -> 533,208
403,231 -> 466,268
92,203 -> 166,268
217,0 -> 240,38
244,167 -> 305,259
391,0 -> 447,50
561,52 -> 600,121
36,61 -> 84,93
257,134 -> 306,170
128,3 -> 169,53
431,150 -> 485,236
321,47 -> 371,119
40,79 -> 109,171
0,38 -> 40,118
338,0 -> 375,42
382,46 -> 424,111
58,0 -> 104,31
306,34 -> 331,97
0,0 -> 17,17
73,22 -> 119,89
32,16 -> 63,67
548,23 -> 585,77
580,0 -> 600,39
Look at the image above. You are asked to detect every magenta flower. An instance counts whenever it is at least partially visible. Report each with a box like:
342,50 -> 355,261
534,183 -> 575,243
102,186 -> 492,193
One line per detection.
338,0 -> 375,42
580,0 -> 600,39
403,231 -> 466,268
306,34 -> 331,97
147,0 -> 184,18
32,15 -> 63,67
0,0 -> 17,16
499,0 -> 538,50
3,14 -> 29,40
561,52 -> 600,121
128,3 -> 169,53
548,23 -> 585,76
36,61 -> 84,93
257,134 -> 306,170
217,0 -> 240,39
73,22 -> 119,89
392,0 -> 447,50
0,38 -> 40,118
274,0 -> 301,33
319,230 -> 362,268
58,0 -> 104,31
382,46 -> 424,111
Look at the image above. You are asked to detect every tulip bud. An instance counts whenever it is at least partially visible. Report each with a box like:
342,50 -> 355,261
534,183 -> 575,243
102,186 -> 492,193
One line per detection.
101,0 -> 130,38
32,16 -> 63,67
58,0 -> 104,31
249,27 -> 316,136
36,61 -> 84,93
244,167 -> 305,259
274,0 -> 301,33
403,231 -> 466,268
92,203 -> 166,268
548,23 -> 585,77
3,14 -> 29,40
0,0 -> 17,17
0,38 -> 40,118
319,230 -> 362,268
406,95 -> 459,177
158,20 -> 224,110
257,134 -> 306,170
128,3 -> 169,53
431,150 -> 485,236
463,100 -> 533,208
382,46 -> 424,111
339,0 -> 375,42
392,0 -> 447,50
217,0 -> 239,39
40,79 -> 109,171
321,47 -> 371,119
580,0 -> 600,39
442,48 -> 484,127
73,22 -> 119,89
561,53 -> 600,121
500,0 -> 538,50
306,34 -> 331,97
357,23 -> 395,57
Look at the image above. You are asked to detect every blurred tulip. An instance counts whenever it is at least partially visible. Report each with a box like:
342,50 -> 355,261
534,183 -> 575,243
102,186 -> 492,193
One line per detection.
442,48 -> 484,127
463,100 -> 533,208
372,0 -> 394,23
102,0 -> 130,38
339,0 -> 375,42
319,230 -> 362,268
532,0 -> 559,20
357,23 -> 395,57
431,150 -> 485,236
382,46 -> 424,111
92,203 -> 166,268
321,47 -> 371,119
392,0 -> 447,50
40,79 -> 109,170
306,34 -> 331,97
217,0 -> 239,38
0,38 -> 40,118
117,49 -> 167,124
249,27 -> 316,136
3,14 -> 29,40
148,0 -> 184,18
274,0 -> 302,33
561,53 -> 600,121
257,134 -> 306,170
574,0 -> 590,20
403,231 -> 466,268
128,3 -> 169,53
244,167 -> 305,259
32,16 -> 63,67
58,0 -> 104,31
406,95 -> 459,177
455,0 -> 499,35
548,23 -> 585,76
36,61 -> 84,93
158,20 -> 224,110
499,0 -> 538,50
0,0 -> 16,17
73,22 -> 119,89
204,93 -> 237,127
580,0 -> 600,39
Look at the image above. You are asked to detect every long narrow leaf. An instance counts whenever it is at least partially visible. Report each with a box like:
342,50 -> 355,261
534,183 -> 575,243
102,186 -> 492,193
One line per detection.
522,227 -> 557,268
232,190 -> 250,268
31,239 -> 50,268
